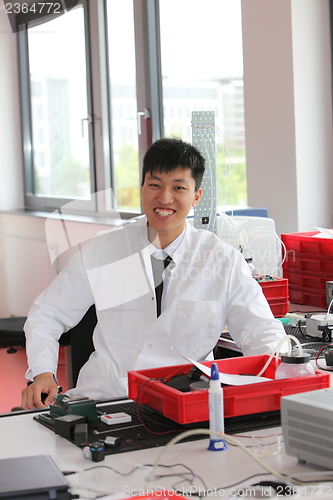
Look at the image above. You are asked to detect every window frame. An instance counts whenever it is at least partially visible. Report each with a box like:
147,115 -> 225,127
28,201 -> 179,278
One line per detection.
18,0 -> 98,213
18,0 -> 164,218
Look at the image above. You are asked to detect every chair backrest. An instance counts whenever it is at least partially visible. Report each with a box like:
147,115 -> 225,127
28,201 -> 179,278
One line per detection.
65,305 -> 97,387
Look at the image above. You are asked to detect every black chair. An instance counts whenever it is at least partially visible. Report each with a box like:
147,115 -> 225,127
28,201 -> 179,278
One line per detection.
67,305 -> 97,387
0,317 -> 27,353
0,306 -> 97,387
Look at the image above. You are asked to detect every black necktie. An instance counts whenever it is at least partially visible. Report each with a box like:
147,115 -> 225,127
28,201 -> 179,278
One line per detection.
150,254 -> 172,317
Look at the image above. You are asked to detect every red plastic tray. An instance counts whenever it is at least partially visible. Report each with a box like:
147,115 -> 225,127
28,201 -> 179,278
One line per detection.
268,298 -> 289,317
281,231 -> 333,307
283,269 -> 332,291
288,287 -> 327,308
283,254 -> 333,273
281,231 -> 333,256
258,277 -> 289,317
258,277 -> 289,300
128,355 -> 330,425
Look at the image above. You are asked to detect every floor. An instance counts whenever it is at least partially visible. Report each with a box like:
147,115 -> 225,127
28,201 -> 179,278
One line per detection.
0,346 -> 69,413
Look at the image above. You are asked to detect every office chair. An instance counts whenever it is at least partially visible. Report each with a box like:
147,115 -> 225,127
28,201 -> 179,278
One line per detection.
0,316 -> 73,354
0,317 -> 27,353
67,304 -> 97,387
0,309 -> 94,392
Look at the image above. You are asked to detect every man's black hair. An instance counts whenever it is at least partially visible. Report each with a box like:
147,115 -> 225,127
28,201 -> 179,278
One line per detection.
141,137 -> 205,191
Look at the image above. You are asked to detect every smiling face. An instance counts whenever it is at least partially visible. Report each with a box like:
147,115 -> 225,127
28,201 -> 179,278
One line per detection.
141,167 -> 202,248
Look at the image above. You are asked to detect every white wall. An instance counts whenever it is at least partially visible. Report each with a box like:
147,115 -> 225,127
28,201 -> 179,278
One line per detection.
242,0 -> 333,235
0,9 -> 24,212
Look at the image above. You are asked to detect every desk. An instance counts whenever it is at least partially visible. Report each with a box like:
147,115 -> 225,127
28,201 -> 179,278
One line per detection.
1,397 -> 333,499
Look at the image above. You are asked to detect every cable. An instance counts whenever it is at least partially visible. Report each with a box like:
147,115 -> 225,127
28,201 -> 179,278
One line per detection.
136,378 -> 186,435
315,343 -> 333,371
256,334 -> 304,377
326,298 -> 333,317
213,472 -> 272,492
151,429 -> 286,481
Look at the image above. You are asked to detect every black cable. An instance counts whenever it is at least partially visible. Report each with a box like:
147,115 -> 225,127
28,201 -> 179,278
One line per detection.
315,343 -> 333,371
210,472 -> 272,494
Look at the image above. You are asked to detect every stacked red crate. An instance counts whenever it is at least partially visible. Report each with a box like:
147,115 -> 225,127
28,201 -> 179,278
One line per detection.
257,276 -> 289,317
281,231 -> 333,308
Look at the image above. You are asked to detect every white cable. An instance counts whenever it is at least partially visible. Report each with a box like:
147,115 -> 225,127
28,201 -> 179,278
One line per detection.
151,428 -> 285,481
326,298 -> 333,318
256,335 -> 304,377
151,427 -> 333,489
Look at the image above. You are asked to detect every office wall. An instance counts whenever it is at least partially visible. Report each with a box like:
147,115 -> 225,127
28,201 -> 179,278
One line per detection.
0,1 -> 332,316
0,10 -> 23,212
243,0 -> 333,235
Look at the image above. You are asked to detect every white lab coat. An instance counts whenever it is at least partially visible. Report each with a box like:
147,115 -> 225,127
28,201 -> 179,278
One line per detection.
24,216 -> 285,399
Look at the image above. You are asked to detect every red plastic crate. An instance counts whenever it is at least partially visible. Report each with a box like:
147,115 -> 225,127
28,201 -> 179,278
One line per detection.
288,287 -> 328,309
268,298 -> 289,317
283,255 -> 333,273
281,231 -> 333,306
284,269 -> 333,291
257,277 -> 289,317
281,231 -> 333,256
128,356 -> 330,425
258,277 -> 289,299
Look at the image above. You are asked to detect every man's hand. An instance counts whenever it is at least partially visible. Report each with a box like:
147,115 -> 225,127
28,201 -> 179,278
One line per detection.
21,372 -> 58,409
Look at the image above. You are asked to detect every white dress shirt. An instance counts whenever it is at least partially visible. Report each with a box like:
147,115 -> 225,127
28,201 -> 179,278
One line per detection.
24,216 -> 286,399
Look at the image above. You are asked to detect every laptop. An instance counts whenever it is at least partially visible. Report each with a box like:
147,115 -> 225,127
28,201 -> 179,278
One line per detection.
0,455 -> 70,499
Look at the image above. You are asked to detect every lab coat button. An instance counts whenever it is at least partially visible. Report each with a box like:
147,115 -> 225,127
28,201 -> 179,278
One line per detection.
149,344 -> 152,348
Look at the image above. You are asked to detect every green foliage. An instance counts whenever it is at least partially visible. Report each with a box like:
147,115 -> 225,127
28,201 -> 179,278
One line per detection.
54,157 -> 90,198
35,157 -> 90,198
114,141 -> 141,211
216,146 -> 247,206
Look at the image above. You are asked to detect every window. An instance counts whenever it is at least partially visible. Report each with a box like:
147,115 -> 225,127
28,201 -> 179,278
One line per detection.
18,0 -> 95,211
106,0 -> 140,212
18,0 -> 246,216
159,0 -> 247,208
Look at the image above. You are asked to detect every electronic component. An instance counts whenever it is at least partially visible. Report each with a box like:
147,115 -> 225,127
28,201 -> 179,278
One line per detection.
305,313 -> 333,340
104,436 -> 120,447
82,442 -> 105,462
325,347 -> 333,366
326,280 -> 333,307
54,413 -> 86,440
50,394 -> 99,422
74,422 -> 89,445
281,388 -> 333,469
100,412 -> 131,425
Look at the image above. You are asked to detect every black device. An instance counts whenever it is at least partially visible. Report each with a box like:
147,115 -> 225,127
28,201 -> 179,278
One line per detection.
0,455 -> 70,499
82,442 -> 105,462
325,347 -> 333,366
164,365 -> 205,392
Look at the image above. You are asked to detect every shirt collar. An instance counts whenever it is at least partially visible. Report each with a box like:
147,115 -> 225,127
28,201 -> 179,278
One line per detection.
146,227 -> 186,260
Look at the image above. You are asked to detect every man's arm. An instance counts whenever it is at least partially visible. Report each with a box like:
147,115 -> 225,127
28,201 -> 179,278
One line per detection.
21,373 -> 58,409
225,251 -> 286,355
22,251 -> 95,408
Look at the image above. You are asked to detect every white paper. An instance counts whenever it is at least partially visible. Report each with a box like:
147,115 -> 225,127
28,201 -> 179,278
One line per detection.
186,358 -> 272,386
313,227 -> 333,239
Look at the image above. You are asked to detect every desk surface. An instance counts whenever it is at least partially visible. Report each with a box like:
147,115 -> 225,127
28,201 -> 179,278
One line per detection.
1,397 -> 333,500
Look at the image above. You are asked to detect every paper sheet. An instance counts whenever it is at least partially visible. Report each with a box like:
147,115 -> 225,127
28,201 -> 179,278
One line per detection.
186,358 -> 272,386
314,227 -> 333,239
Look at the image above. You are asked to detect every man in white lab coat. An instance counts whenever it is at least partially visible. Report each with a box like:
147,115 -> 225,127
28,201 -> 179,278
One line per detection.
21,138 -> 285,409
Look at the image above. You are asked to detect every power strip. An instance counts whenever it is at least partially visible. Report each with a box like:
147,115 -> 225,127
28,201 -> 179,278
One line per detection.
306,314 -> 333,339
